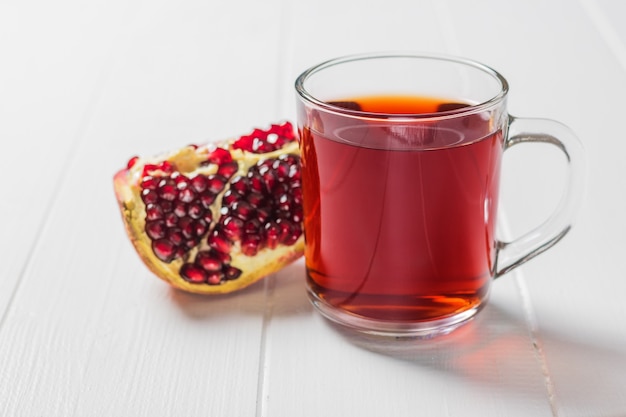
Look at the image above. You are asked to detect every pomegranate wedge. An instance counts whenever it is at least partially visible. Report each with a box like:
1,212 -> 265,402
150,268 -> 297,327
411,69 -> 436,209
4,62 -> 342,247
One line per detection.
113,122 -> 305,294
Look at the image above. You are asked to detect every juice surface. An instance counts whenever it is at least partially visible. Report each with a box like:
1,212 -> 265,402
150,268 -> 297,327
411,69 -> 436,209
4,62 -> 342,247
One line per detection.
335,94 -> 460,114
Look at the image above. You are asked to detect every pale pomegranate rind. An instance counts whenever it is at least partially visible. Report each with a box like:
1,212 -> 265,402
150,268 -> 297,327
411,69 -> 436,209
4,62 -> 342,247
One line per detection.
113,138 -> 304,295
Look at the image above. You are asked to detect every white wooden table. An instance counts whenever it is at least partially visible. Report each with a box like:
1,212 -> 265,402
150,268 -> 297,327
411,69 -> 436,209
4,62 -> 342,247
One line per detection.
2,0 -> 625,416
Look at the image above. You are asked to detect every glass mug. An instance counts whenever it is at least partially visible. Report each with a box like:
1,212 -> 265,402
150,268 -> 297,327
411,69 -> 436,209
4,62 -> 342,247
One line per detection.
295,53 -> 585,337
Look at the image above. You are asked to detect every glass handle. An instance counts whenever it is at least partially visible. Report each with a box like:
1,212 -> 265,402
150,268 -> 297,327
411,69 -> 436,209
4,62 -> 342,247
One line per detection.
495,115 -> 586,278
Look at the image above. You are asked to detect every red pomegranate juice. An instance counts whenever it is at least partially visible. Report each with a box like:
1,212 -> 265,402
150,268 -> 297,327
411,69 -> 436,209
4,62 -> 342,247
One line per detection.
300,95 -> 504,322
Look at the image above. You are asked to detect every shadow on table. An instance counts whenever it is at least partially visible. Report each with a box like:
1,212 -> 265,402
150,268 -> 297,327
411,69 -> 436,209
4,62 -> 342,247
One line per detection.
329,302 -> 626,417
167,259 -> 312,319
164,262 -> 625,416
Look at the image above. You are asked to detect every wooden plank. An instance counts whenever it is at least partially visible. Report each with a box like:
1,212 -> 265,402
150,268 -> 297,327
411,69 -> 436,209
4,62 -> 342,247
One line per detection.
450,0 -> 626,416
0,0 -> 145,317
530,0 -> 626,415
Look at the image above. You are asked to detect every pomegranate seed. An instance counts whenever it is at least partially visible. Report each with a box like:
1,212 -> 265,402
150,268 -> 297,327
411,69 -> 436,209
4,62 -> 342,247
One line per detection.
158,180 -> 177,201
266,133 -> 279,145
231,201 -> 255,220
222,189 -> 239,207
271,122 -> 295,139
253,137 -> 275,153
288,164 -> 300,181
161,201 -> 173,213
272,159 -> 290,180
284,227 -> 302,245
232,122 -> 295,154
152,239 -> 176,263
178,188 -> 196,203
256,159 -> 273,170
217,161 -> 239,178
191,175 -> 208,193
142,164 -> 159,177
145,220 -> 166,240
127,156 -> 139,169
207,271 -> 224,285
244,219 -> 261,234
276,219 -> 294,244
170,171 -> 191,190
141,189 -> 159,205
207,175 -> 227,194
174,202 -> 187,217
224,266 -> 242,280
291,207 -> 303,223
167,229 -> 184,246
251,128 -> 266,139
278,153 -> 297,164
194,219 -> 208,237
164,212 -> 178,228
212,249 -> 231,264
275,210 -> 292,221
207,230 -> 231,253
260,169 -> 276,192
221,216 -> 244,240
229,175 -> 249,193
241,233 -> 262,256
269,124 -> 282,133
255,207 -> 270,224
277,194 -> 291,212
141,176 -> 159,190
159,161 -> 175,174
196,251 -> 223,272
272,182 -> 289,197
292,186 -> 302,203
246,192 -> 265,207
233,135 -> 254,152
145,204 -> 163,221
179,217 -> 194,239
264,222 -> 280,249
187,202 -> 204,220
207,147 -> 233,165
180,264 -> 207,283
158,177 -> 173,186
247,173 -> 265,194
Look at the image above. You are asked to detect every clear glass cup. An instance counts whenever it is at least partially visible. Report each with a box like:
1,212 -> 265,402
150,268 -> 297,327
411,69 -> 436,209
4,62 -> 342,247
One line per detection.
295,52 -> 585,338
